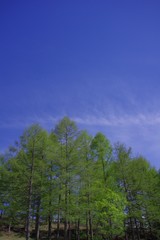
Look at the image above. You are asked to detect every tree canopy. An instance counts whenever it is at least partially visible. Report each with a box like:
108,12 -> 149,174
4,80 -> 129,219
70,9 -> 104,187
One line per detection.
0,117 -> 159,240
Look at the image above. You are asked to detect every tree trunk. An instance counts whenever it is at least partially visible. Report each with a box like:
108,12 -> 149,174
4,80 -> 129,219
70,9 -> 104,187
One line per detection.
124,220 -> 128,240
64,219 -> 68,240
26,176 -> 33,240
130,217 -> 135,240
64,177 -> 68,240
109,218 -> 113,240
76,219 -> 80,240
26,149 -> 34,240
48,214 -> 52,240
68,221 -> 72,240
56,214 -> 60,239
134,218 -> 140,240
148,220 -> 153,239
35,198 -> 41,240
56,207 -> 60,240
86,215 -> 89,240
89,210 -> 93,240
8,222 -> 11,233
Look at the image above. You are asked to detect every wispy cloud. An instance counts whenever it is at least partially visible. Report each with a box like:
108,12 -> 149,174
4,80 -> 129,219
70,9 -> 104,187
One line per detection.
1,112 -> 160,129
0,112 -> 160,169
73,113 -> 160,126
73,113 -> 160,169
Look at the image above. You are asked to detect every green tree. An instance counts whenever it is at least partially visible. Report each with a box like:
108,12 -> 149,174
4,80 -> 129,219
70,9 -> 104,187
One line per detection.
113,143 -> 160,240
90,136 -> 125,239
54,117 -> 80,240
41,132 -> 60,240
17,124 -> 48,240
91,132 -> 112,185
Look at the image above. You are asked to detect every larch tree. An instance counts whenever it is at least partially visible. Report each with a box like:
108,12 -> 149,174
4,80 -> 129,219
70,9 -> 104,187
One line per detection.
54,117 -> 80,240
18,124 -> 48,240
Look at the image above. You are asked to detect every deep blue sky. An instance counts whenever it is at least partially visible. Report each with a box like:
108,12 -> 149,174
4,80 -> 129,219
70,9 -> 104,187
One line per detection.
1,1 -> 160,168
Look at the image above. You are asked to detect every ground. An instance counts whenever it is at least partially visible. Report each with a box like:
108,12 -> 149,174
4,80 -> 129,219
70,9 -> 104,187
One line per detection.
0,231 -> 25,239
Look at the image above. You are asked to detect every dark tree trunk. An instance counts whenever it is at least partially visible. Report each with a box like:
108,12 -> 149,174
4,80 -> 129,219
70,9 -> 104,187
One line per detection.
68,221 -> 72,240
130,217 -> 135,240
124,219 -> 128,240
86,215 -> 89,240
8,222 -> 11,233
48,214 -> 52,240
64,177 -> 68,240
134,218 -> 140,240
35,198 -> 41,240
56,209 -> 60,240
56,193 -> 61,239
89,210 -> 93,240
140,222 -> 147,240
26,175 -> 33,240
148,220 -> 153,239
26,149 -> 34,240
56,215 -> 60,239
109,218 -> 113,240
64,219 -> 68,240
75,219 -> 80,240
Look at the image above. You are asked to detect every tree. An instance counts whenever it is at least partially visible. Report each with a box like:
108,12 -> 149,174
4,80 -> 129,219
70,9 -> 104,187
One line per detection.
90,136 -> 125,239
113,143 -> 160,240
91,132 -> 112,185
1,118 -> 160,240
18,124 -> 48,240
54,117 -> 80,240
76,131 -> 94,240
41,132 -> 60,240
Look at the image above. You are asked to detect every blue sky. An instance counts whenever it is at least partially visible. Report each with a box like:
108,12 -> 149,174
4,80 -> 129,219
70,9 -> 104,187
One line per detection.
1,1 -> 160,168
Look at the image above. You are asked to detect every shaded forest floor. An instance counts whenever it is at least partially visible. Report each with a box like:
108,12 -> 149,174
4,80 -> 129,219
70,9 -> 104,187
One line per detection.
0,224 -> 79,240
0,231 -> 25,239
0,223 -> 155,240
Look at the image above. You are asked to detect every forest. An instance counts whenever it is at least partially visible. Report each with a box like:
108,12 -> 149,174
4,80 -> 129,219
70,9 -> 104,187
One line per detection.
0,117 -> 160,240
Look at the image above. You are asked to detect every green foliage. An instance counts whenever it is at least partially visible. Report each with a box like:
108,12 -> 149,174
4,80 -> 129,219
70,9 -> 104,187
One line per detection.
0,118 -> 160,240
95,189 -> 126,237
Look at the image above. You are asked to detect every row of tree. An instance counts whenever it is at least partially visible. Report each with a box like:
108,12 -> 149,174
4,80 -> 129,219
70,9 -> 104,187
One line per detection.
0,117 -> 160,240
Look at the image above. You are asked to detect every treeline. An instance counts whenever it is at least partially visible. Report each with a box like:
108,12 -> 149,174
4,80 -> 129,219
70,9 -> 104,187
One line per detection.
0,117 -> 160,240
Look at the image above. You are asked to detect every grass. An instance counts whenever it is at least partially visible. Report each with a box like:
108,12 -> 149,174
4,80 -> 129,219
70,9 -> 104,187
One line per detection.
0,231 -> 25,239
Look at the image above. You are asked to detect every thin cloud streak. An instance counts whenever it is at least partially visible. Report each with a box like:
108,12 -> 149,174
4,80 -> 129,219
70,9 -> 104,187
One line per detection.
73,113 -> 160,126
0,113 -> 160,169
1,112 -> 160,129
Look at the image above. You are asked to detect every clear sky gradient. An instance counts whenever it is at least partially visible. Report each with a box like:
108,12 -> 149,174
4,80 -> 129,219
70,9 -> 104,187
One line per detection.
1,1 -> 160,168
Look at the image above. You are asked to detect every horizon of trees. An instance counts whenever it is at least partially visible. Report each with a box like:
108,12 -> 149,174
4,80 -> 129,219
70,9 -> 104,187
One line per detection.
0,116 -> 160,240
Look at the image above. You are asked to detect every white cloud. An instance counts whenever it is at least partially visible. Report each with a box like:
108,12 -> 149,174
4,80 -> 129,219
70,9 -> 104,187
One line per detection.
72,113 -> 160,127
0,112 -> 160,169
1,112 -> 160,129
72,113 -> 160,169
